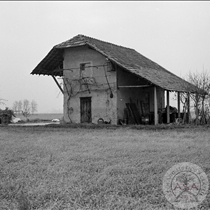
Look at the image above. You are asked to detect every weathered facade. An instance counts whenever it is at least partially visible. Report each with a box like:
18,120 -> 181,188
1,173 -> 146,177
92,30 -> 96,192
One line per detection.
31,34 -> 199,125
62,45 -> 165,124
63,45 -> 117,124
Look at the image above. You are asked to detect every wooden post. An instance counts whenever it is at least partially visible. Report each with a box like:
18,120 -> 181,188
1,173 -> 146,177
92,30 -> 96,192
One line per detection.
167,90 -> 170,124
195,93 -> 199,124
154,86 -> 158,125
177,92 -> 180,118
187,93 -> 190,123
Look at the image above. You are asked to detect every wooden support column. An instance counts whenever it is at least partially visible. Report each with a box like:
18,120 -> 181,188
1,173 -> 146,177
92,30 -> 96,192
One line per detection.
154,86 -> 158,125
187,93 -> 190,123
195,93 -> 199,124
177,92 -> 180,118
52,76 -> 64,94
167,90 -> 170,124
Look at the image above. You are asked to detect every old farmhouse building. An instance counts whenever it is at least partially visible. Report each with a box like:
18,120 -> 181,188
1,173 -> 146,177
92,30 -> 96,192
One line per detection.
31,34 -> 198,125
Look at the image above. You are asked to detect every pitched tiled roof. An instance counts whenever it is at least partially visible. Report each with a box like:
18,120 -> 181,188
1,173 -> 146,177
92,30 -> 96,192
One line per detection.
31,34 -> 199,92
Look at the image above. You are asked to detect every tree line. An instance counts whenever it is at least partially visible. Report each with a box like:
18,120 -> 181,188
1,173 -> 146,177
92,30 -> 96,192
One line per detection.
178,70 -> 210,124
12,99 -> 38,120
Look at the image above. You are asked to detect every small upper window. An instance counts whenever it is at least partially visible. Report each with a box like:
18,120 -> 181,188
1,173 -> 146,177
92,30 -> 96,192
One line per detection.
80,62 -> 91,77
80,63 -> 86,71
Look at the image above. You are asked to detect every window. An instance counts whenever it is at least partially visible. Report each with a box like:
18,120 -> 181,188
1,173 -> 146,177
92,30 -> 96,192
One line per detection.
80,62 -> 91,77
80,63 -> 86,71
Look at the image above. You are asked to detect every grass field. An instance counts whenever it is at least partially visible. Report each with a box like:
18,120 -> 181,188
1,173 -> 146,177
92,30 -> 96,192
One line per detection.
0,125 -> 210,210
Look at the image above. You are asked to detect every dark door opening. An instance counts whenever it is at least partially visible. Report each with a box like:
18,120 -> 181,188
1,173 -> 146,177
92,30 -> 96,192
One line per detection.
80,97 -> 92,123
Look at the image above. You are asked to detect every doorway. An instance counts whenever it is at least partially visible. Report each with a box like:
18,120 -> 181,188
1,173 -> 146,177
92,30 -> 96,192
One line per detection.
80,97 -> 92,123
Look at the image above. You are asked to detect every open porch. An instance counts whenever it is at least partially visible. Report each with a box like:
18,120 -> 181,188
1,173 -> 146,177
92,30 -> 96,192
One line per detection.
117,85 -> 191,125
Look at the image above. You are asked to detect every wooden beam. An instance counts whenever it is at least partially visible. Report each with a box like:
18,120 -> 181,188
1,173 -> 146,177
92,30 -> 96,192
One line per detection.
187,93 -> 190,123
167,90 -> 170,124
52,76 -> 64,94
116,63 -> 119,90
154,86 -> 158,125
118,85 -> 151,88
177,92 -> 180,118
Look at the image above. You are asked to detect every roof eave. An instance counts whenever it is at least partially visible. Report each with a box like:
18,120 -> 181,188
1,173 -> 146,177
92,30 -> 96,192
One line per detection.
30,47 -> 64,76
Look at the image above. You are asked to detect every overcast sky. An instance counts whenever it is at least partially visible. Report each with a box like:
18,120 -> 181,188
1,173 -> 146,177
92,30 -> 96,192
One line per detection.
0,1 -> 210,113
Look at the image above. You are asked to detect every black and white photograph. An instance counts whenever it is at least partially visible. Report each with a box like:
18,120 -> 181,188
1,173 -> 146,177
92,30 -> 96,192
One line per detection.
0,1 -> 210,209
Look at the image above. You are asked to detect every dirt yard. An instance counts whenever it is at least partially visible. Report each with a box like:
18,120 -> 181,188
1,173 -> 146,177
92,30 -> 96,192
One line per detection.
0,125 -> 209,210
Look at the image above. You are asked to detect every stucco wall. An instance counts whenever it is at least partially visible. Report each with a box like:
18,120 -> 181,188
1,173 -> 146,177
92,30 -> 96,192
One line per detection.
62,46 -> 165,125
63,46 -> 117,124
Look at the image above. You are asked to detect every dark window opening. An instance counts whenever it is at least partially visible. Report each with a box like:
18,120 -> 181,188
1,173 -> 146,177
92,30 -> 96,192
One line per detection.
80,63 -> 86,71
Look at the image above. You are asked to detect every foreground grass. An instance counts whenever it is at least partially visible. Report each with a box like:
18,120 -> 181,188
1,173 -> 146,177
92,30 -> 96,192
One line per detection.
0,126 -> 210,210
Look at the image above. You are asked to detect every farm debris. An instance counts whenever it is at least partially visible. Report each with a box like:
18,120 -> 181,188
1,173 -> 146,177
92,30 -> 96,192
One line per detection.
0,108 -> 16,124
12,118 -> 22,123
52,119 -> 60,122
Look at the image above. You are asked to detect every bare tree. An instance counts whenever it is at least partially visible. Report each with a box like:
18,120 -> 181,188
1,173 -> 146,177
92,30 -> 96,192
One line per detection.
189,71 -> 210,124
12,101 -> 19,114
18,100 -> 22,114
22,99 -> 31,121
180,70 -> 210,124
12,100 -> 23,114
0,98 -> 6,107
12,99 -> 38,121
31,100 -> 38,115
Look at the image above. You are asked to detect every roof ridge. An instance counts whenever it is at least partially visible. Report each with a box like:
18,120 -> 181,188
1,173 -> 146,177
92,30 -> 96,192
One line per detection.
32,34 -> 198,93
75,34 -> 135,51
